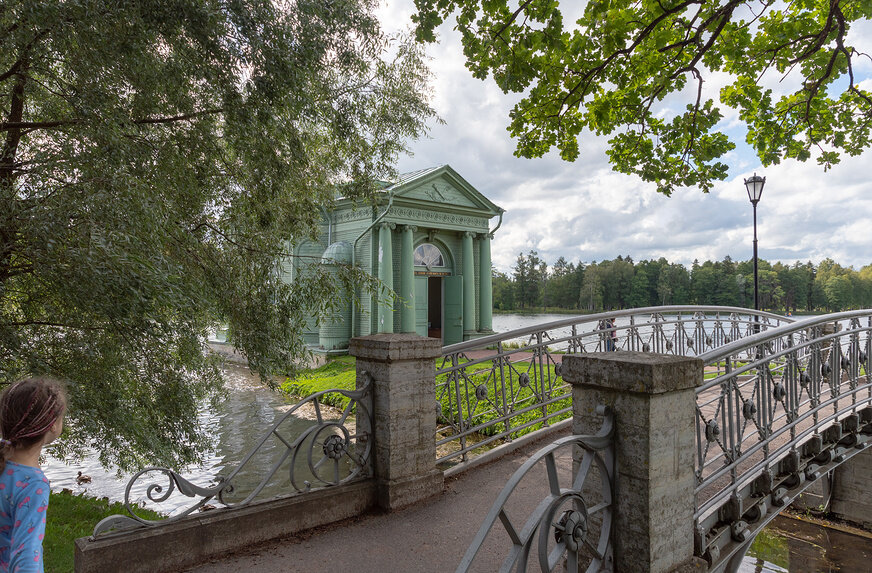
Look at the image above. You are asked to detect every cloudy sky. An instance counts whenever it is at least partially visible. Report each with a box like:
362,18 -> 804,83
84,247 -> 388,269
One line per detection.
377,2 -> 872,273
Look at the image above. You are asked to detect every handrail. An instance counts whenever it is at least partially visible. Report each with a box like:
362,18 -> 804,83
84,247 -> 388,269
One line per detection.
456,406 -> 615,572
442,305 -> 792,354
699,308 -> 872,363
691,309 -> 872,568
91,377 -> 374,537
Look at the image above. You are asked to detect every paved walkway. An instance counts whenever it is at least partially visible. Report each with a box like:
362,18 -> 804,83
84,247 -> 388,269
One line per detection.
184,427 -> 572,573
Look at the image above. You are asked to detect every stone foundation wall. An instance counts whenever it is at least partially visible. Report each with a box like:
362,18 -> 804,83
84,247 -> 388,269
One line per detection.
831,447 -> 872,529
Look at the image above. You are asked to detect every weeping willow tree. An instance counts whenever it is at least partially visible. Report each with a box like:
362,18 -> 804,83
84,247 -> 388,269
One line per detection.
0,0 -> 437,470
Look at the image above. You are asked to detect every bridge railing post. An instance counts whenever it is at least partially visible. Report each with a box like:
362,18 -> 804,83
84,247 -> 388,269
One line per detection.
349,333 -> 444,510
563,352 -> 704,573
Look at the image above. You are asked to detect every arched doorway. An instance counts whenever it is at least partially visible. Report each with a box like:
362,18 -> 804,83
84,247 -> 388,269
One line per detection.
413,242 -> 462,344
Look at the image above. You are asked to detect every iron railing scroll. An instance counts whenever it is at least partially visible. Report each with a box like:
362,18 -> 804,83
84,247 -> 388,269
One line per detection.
437,306 -> 792,468
457,405 -> 615,573
91,376 -> 373,538
694,312 -> 872,571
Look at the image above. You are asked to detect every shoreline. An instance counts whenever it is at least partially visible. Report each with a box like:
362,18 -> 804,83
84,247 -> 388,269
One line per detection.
780,507 -> 872,540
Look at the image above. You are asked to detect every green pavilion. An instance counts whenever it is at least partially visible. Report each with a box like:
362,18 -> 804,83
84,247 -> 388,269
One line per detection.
283,165 -> 504,352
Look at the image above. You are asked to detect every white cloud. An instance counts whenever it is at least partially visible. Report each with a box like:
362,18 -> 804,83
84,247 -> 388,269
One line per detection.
380,1 -> 872,272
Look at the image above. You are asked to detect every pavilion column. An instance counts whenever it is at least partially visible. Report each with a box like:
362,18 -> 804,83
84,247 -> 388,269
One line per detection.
478,233 -> 493,332
462,231 -> 475,334
400,225 -> 417,333
377,222 -> 395,333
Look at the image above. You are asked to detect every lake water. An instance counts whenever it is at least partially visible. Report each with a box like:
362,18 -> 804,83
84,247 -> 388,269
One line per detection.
44,363 -> 335,516
742,515 -> 872,572
492,312 -> 628,348
492,311 -> 831,336
491,311 -> 754,350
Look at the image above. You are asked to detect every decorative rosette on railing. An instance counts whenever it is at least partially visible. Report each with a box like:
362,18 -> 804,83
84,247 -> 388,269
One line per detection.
92,376 -> 373,538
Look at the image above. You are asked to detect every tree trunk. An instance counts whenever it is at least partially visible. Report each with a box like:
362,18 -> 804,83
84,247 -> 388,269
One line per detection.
0,59 -> 27,283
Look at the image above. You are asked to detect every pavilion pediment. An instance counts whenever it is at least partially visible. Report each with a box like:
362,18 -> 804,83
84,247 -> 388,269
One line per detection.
404,180 -> 477,208
391,165 -> 503,217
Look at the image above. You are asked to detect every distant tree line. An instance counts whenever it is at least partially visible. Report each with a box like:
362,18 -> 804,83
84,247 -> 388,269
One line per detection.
494,252 -> 872,314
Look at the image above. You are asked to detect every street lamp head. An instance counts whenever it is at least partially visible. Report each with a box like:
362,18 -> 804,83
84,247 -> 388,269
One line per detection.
744,173 -> 765,204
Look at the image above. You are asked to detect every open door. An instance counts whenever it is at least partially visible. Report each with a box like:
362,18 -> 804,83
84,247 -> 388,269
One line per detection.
443,275 -> 464,345
414,277 -> 428,337
427,277 -> 442,339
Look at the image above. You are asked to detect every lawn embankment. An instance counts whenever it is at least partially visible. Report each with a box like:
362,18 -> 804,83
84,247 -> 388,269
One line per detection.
46,490 -> 163,573
280,355 -> 357,409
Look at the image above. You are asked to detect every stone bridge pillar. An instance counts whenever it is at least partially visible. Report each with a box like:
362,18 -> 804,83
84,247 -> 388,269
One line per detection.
830,447 -> 872,530
564,352 -> 704,573
350,333 -> 444,510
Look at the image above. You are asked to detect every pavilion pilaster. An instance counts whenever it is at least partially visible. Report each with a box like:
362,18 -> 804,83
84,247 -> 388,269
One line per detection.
377,222 -> 395,333
400,225 -> 417,333
479,233 -> 493,332
462,231 -> 475,334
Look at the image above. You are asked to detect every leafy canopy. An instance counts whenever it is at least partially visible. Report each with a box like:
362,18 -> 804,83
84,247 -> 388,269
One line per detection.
1,0 -> 436,470
413,0 -> 872,194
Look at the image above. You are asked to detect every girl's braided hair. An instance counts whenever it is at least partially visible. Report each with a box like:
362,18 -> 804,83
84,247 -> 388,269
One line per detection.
0,377 -> 67,472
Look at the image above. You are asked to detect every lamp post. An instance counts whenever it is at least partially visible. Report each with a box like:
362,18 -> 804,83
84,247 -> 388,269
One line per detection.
745,173 -> 765,328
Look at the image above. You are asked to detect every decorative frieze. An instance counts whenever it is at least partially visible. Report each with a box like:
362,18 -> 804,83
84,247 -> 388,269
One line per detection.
330,206 -> 488,229
405,181 -> 477,208
389,206 -> 488,230
333,209 -> 373,224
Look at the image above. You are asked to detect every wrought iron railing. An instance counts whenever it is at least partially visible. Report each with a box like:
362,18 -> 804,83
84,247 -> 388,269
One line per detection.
436,306 -> 792,468
694,311 -> 872,568
457,406 -> 615,573
92,378 -> 373,537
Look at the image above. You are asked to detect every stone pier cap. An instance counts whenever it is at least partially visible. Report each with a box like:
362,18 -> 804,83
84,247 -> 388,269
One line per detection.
562,351 -> 702,394
349,333 -> 442,361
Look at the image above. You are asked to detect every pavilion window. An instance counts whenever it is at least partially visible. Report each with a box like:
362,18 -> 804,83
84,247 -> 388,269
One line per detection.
414,243 -> 445,268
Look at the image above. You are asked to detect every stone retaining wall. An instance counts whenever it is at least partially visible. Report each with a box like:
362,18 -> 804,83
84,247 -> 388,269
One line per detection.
75,480 -> 377,573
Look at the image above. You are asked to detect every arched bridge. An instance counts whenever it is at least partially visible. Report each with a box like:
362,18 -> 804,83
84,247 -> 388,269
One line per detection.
449,307 -> 872,573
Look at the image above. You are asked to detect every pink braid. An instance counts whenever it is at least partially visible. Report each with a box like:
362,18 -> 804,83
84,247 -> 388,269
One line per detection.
17,396 -> 60,438
4,382 -> 63,441
7,386 -> 39,436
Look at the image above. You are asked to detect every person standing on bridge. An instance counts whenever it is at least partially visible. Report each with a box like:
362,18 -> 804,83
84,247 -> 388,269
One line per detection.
0,377 -> 66,573
609,319 -> 619,351
604,318 -> 619,351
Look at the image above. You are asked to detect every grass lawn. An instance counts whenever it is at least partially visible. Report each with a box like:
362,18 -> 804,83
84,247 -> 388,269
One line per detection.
436,357 -> 570,441
280,355 -> 357,408
45,490 -> 163,573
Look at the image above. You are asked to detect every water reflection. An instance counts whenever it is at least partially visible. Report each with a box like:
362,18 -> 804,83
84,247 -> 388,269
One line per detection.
742,515 -> 872,572
739,558 -> 788,573
44,364 -> 330,515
